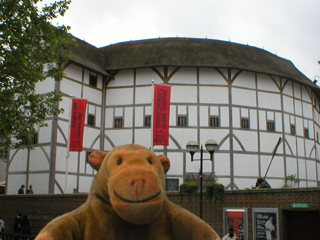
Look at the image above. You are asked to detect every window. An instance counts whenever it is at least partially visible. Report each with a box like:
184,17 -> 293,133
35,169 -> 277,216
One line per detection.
267,121 -> 275,132
304,128 -> 309,138
209,116 -> 220,127
290,124 -> 296,135
89,74 -> 98,87
86,151 -> 92,163
144,116 -> 151,127
166,179 -> 179,191
32,133 -> 38,144
177,116 -> 187,127
87,114 -> 95,126
114,117 -> 123,128
241,118 -> 250,129
0,149 -> 8,160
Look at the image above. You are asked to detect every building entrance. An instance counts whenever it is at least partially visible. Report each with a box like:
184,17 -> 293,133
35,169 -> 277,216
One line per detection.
284,210 -> 320,239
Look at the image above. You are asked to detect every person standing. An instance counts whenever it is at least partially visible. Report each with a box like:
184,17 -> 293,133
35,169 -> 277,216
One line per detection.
265,217 -> 276,240
27,185 -> 34,194
21,215 -> 31,235
0,216 -> 5,232
222,227 -> 238,240
18,185 -> 25,194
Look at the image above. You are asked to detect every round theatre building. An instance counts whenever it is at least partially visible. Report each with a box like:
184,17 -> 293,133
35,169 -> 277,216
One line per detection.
6,37 -> 320,193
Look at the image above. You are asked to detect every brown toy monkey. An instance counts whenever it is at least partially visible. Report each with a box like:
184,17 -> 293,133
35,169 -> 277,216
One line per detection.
36,144 -> 220,240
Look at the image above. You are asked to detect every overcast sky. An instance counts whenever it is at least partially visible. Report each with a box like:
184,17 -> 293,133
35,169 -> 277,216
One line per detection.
44,0 -> 320,81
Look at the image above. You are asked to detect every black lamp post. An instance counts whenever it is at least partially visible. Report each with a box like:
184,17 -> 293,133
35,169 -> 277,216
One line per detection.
186,139 -> 219,219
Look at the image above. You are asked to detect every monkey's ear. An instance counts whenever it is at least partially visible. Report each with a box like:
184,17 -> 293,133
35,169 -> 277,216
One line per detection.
157,155 -> 170,173
88,151 -> 108,170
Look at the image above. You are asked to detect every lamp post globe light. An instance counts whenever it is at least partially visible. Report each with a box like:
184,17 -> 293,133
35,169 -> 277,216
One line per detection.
186,139 -> 219,219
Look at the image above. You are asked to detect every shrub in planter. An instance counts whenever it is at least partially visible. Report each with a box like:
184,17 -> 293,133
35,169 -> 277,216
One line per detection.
205,179 -> 225,202
179,182 -> 198,202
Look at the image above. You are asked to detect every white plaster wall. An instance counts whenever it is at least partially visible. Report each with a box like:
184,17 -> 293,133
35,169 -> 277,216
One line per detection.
258,92 -> 281,110
188,106 -> 197,127
166,152 -> 184,175
283,95 -> 294,114
108,70 -> 134,87
260,155 -> 284,180
29,147 -> 50,171
232,88 -> 256,107
257,74 -> 279,92
301,86 -> 311,102
293,83 -> 301,99
200,86 -> 229,104
55,173 -> 77,193
56,121 -> 68,144
106,129 -> 133,146
199,106 -> 208,127
232,108 -> 240,128
124,107 -> 133,128
232,71 -> 256,89
259,133 -> 283,154
36,77 -> 55,94
61,79 -> 82,99
7,174 -> 29,194
29,173 -> 50,194
169,67 -> 197,84
135,86 -> 152,104
83,87 -> 102,104
283,81 -> 293,96
64,64 -> 83,81
171,86 -> 197,103
233,130 -> 258,152
106,88 -> 133,105
214,153 -> 230,176
134,129 -> 152,147
83,128 -> 100,149
136,68 -> 160,85
302,102 -> 313,119
250,109 -> 258,130
79,176 -> 94,192
199,68 -> 227,85
134,107 -> 144,127
39,123 -> 52,143
306,160 -> 317,180
8,150 -> 28,171
234,154 -> 259,177
221,107 -> 229,127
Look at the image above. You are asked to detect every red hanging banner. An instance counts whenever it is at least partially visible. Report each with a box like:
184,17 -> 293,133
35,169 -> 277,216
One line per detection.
69,99 -> 87,152
153,84 -> 171,146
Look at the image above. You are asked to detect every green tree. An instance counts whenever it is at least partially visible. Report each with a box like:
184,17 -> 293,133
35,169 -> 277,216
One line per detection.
0,0 -> 73,149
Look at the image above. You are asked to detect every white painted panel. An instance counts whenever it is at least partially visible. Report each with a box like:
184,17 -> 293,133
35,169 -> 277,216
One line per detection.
59,96 -> 71,120
83,69 -> 89,85
200,86 -> 228,104
200,106 -> 208,127
55,173 -> 77,193
285,135 -> 297,155
283,81 -> 293,96
275,112 -> 282,132
283,95 -> 294,114
177,105 -> 187,114
302,102 -> 313,119
301,86 -> 311,102
260,156 -> 283,178
106,129 -> 133,146
83,87 -> 102,104
136,68 -> 160,85
36,78 -> 55,94
29,147 -> 50,171
259,111 -> 266,131
115,108 -> 123,117
169,67 -> 197,84
125,107 -> 133,128
306,160 -> 317,180
108,69 -> 134,87
65,64 -> 82,81
232,108 -> 240,128
8,149 -> 28,171
232,88 -> 256,107
298,159 -> 306,179
233,130 -> 258,152
61,80 -> 82,99
83,128 -> 100,149
199,68 -> 227,85
105,108 -> 114,128
250,109 -> 257,130
234,154 -> 258,176
39,123 -> 52,143
106,88 -> 133,105
97,75 -> 103,89
134,129 -> 152,147
259,133 -> 283,154
296,138 -> 305,157
171,86 -> 197,103
232,71 -> 256,89
258,92 -> 281,110
215,153 -> 230,175
79,176 -> 94,193
293,83 -> 301,99
166,152 -> 184,175
169,128 -> 197,150
220,107 -> 229,128
295,117 -> 303,136
57,120 -> 68,144
188,106 -> 197,127
135,86 -> 152,104
28,173 -> 49,194
170,105 -> 176,126
135,107 -> 144,127
257,74 -> 279,92
286,157 -> 298,176
200,129 -> 229,151
95,107 -> 101,128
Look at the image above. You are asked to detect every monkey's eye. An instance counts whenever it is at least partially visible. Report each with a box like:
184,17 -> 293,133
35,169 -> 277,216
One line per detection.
148,159 -> 153,165
117,158 -> 123,165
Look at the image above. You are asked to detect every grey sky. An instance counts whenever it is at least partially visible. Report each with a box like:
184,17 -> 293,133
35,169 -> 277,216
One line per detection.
45,0 -> 320,81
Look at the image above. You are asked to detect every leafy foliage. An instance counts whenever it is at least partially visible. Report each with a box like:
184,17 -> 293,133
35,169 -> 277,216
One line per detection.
0,0 -> 73,149
285,174 -> 300,188
179,181 -> 198,202
204,177 -> 225,202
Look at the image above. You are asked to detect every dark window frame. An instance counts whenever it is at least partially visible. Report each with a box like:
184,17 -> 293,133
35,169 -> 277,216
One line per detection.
241,118 -> 250,129
209,116 -> 220,127
89,74 -> 98,87
114,117 -> 124,128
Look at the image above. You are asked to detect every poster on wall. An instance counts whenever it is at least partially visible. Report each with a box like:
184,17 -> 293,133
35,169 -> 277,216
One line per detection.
252,208 -> 279,240
223,208 -> 248,240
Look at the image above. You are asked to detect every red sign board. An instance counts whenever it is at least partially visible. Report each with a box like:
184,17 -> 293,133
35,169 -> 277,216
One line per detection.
153,84 -> 171,146
69,99 -> 87,152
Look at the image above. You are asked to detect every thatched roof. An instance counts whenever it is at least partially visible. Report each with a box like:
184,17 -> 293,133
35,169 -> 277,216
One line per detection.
70,37 -> 319,91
